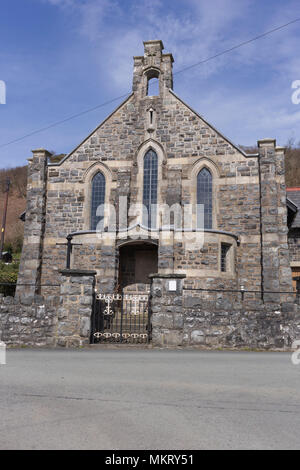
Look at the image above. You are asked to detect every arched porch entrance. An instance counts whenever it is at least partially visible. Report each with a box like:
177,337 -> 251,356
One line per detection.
118,241 -> 158,292
90,241 -> 158,344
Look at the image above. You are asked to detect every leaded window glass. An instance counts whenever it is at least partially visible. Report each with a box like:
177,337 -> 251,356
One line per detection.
221,243 -> 230,272
197,168 -> 212,229
90,172 -> 105,231
143,149 -> 158,228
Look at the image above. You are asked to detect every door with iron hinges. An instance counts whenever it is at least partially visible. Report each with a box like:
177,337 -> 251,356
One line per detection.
90,292 -> 152,344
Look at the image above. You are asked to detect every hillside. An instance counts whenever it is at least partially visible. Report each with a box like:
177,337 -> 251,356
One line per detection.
285,140 -> 300,187
0,165 -> 27,252
0,154 -> 65,253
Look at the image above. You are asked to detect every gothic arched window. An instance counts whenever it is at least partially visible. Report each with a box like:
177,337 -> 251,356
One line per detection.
197,168 -> 212,229
90,172 -> 106,231
143,149 -> 158,228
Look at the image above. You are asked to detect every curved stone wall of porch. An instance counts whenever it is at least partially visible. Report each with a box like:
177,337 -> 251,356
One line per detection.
63,228 -> 239,295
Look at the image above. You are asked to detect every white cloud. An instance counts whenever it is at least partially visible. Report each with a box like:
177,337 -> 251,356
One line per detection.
44,0 -> 75,6
38,0 -> 300,84
37,0 -> 300,147
42,0 -> 253,86
191,77 -> 300,146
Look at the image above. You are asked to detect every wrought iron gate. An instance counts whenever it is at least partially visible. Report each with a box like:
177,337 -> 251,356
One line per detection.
90,292 -> 151,344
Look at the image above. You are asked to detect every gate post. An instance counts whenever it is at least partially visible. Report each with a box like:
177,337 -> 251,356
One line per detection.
149,273 -> 186,347
57,269 -> 96,347
16,149 -> 50,300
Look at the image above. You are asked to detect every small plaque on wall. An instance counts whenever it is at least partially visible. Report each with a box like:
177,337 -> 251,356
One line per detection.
168,280 -> 177,291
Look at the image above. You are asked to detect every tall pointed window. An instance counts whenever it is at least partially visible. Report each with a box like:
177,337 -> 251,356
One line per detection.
197,168 -> 212,229
143,149 -> 158,228
90,172 -> 106,231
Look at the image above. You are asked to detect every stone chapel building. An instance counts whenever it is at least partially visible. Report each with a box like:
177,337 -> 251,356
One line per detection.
12,40 -> 299,348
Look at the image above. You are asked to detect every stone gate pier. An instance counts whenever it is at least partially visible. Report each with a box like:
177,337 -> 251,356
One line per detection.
0,270 -> 97,348
57,269 -> 96,347
150,273 -> 186,346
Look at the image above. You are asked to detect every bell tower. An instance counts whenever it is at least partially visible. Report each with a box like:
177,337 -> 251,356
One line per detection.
132,40 -> 174,98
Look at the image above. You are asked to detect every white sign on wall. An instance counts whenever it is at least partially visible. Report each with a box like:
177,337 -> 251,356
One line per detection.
168,280 -> 177,292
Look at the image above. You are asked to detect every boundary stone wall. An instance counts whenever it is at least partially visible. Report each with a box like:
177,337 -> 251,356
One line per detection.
0,294 -> 58,347
150,273 -> 300,349
0,270 -> 96,348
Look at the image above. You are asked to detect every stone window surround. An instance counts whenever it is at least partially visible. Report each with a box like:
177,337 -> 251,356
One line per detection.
146,105 -> 156,131
190,157 -> 220,230
135,139 -> 164,228
82,161 -> 113,231
80,140 -> 164,236
219,237 -> 235,275
221,242 -> 230,272
90,171 -> 106,231
197,167 -> 213,230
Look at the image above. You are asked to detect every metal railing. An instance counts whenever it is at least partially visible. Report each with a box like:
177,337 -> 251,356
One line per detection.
183,286 -> 300,304
1,282 -> 299,305
0,282 -> 61,297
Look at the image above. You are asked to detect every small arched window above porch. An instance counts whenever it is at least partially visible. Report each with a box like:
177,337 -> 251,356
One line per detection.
90,171 -> 106,231
197,167 -> 213,229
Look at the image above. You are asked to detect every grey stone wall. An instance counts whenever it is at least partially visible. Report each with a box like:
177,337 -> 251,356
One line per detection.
217,178 -> 261,292
183,293 -> 300,349
150,273 -> 186,346
57,269 -> 96,347
0,271 -> 96,348
0,294 -> 58,347
16,149 -> 50,299
1,273 -> 299,350
150,273 -> 300,349
258,141 -> 293,302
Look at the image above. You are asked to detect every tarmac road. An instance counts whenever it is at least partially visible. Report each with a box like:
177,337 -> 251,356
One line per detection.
0,348 -> 299,450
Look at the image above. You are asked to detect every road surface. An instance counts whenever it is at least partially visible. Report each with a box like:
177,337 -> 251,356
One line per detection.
0,348 -> 299,449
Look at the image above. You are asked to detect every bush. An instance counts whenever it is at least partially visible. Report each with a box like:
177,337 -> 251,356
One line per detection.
3,242 -> 13,253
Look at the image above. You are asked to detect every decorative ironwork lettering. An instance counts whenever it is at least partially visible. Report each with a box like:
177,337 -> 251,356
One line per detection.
91,291 -> 151,344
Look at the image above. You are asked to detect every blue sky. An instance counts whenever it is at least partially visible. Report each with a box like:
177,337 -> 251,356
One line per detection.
1,0 -> 300,168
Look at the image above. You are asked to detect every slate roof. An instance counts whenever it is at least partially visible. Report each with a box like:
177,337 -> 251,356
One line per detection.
287,188 -> 300,228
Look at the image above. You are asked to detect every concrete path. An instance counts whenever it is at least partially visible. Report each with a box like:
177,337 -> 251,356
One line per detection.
0,349 -> 299,449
